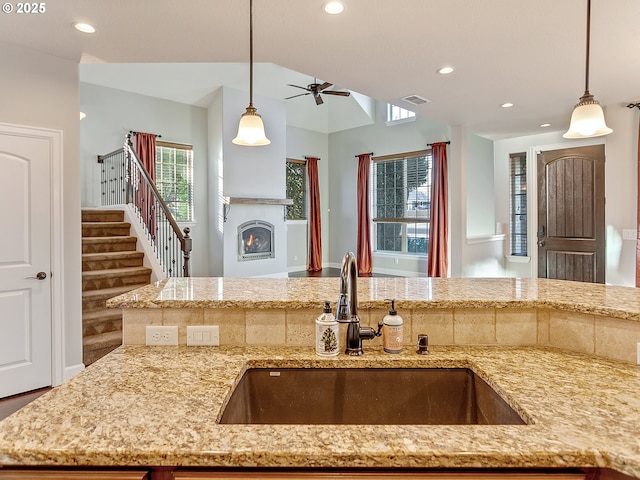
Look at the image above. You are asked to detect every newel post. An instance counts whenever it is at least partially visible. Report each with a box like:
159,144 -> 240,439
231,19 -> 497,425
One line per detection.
182,227 -> 192,277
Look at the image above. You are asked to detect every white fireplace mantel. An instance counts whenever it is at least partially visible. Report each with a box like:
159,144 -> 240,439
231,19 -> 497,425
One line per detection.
223,197 -> 293,223
225,197 -> 293,205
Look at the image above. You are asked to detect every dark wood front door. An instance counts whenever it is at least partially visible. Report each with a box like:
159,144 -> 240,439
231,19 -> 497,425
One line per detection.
537,145 -> 605,283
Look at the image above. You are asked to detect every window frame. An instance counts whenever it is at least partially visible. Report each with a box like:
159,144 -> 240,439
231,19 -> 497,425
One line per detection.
371,149 -> 432,256
509,152 -> 527,256
155,140 -> 194,223
285,158 -> 307,222
385,104 -> 416,125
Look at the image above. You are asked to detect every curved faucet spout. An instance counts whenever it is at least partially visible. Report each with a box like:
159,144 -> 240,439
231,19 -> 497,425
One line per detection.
335,252 -> 380,355
335,252 -> 358,321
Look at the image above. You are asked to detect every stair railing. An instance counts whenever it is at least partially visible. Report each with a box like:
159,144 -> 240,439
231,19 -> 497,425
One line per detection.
97,135 -> 192,277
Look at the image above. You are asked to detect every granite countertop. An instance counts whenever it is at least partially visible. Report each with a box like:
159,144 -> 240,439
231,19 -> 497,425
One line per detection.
107,277 -> 640,320
1,345 -> 640,476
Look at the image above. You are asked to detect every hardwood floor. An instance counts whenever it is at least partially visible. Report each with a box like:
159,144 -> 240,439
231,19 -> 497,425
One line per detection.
289,267 -> 399,278
0,387 -> 51,421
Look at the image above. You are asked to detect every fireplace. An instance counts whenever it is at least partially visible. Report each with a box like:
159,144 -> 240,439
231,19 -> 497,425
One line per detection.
238,220 -> 274,261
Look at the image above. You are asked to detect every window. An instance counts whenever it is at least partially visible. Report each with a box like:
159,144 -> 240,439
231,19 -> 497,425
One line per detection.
372,150 -> 432,255
286,159 -> 306,221
155,141 -> 194,222
509,152 -> 527,256
386,104 -> 416,123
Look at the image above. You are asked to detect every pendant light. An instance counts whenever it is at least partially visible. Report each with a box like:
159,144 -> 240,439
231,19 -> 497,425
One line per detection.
232,0 -> 271,146
563,0 -> 612,138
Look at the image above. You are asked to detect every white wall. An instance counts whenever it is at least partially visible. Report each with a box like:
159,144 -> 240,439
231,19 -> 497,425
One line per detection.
220,87 -> 288,277
285,126 -> 330,271
79,82 -> 211,276
207,89 -> 225,276
466,133 -> 495,237
604,105 -> 637,286
0,42 -> 82,374
494,103 -> 637,285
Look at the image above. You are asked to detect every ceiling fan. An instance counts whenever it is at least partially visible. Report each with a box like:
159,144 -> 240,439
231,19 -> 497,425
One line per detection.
285,79 -> 350,105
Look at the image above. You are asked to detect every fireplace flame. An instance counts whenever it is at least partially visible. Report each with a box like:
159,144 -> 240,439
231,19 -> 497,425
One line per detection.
246,234 -> 254,247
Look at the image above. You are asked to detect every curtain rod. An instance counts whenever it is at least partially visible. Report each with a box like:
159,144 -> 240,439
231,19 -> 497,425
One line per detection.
354,152 -> 374,158
426,141 -> 450,146
627,103 -> 640,110
304,156 -> 321,160
129,130 -> 162,138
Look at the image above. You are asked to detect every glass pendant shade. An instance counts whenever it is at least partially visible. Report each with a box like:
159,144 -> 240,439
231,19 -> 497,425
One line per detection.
563,92 -> 613,138
233,0 -> 270,147
232,105 -> 270,146
563,0 -> 612,139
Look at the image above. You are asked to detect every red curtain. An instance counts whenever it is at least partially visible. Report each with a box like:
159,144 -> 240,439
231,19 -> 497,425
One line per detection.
307,157 -> 322,272
134,132 -> 158,242
428,143 -> 449,277
357,153 -> 372,275
135,133 -> 157,181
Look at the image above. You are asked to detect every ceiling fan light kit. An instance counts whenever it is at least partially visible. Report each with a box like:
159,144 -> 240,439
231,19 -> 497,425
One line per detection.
233,0 -> 271,147
563,0 -> 612,139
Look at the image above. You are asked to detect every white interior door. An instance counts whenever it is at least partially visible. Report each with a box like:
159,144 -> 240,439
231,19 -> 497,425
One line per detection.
0,126 -> 52,398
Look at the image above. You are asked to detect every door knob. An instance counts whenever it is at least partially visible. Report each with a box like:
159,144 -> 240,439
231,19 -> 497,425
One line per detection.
26,272 -> 47,280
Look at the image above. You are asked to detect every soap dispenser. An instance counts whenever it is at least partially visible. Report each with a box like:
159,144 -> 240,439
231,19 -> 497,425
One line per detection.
382,299 -> 403,354
316,301 -> 339,356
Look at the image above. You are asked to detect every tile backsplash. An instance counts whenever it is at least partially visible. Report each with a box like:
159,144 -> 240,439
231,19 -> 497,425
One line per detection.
122,305 -> 640,364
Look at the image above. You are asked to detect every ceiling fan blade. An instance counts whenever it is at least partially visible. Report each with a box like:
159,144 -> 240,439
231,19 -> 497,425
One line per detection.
314,93 -> 324,105
317,82 -> 333,91
285,93 -> 311,100
287,84 -> 311,92
322,91 -> 351,97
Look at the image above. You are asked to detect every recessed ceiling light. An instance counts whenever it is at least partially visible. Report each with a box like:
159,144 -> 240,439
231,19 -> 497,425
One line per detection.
500,102 -> 514,108
540,123 -> 551,128
437,66 -> 455,75
323,1 -> 345,14
74,23 -> 96,34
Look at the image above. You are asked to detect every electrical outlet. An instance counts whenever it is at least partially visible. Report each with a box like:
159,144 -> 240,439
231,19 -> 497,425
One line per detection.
146,326 -> 178,346
187,325 -> 220,346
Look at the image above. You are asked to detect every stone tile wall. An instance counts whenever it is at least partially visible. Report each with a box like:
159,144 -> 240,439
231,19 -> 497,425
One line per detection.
123,306 -> 640,364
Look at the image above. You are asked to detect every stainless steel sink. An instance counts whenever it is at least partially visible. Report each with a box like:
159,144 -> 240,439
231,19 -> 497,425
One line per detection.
219,368 -> 526,425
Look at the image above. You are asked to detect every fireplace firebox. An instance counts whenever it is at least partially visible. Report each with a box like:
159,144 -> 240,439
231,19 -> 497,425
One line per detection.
238,220 -> 274,261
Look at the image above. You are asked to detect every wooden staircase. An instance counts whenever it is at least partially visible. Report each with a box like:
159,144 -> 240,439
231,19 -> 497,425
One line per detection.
82,210 -> 152,366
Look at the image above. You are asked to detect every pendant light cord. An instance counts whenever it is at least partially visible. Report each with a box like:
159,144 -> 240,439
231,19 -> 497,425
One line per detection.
249,0 -> 254,107
584,0 -> 591,93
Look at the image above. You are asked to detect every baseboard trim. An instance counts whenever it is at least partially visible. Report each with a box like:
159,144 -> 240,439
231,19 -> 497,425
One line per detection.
62,363 -> 85,384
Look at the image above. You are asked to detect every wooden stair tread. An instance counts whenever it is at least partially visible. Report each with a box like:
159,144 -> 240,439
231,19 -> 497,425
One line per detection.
82,284 -> 148,300
82,330 -> 122,348
81,209 -> 124,220
82,266 -> 151,278
83,308 -> 122,322
82,236 -> 137,244
83,251 -> 144,260
81,221 -> 131,226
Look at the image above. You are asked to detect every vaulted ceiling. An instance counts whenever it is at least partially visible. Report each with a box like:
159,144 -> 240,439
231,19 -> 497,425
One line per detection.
2,0 -> 639,139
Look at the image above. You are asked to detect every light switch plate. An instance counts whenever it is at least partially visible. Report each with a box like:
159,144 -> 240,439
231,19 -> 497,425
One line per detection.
187,325 -> 220,346
623,229 -> 637,241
